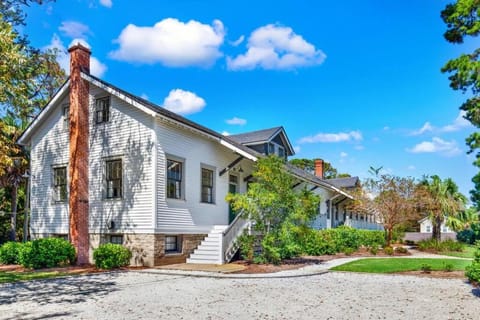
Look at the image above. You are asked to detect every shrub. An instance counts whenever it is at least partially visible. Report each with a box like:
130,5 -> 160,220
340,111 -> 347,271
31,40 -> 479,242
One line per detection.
383,246 -> 394,255
465,242 -> 480,283
395,246 -> 408,254
421,263 -> 432,273
357,230 -> 386,248
443,262 -> 454,272
332,226 -> 360,252
18,238 -> 75,269
457,229 -> 475,244
93,244 -> 132,269
369,246 -> 378,255
0,242 -> 23,265
238,233 -> 255,261
417,239 -> 464,252
343,247 -> 355,256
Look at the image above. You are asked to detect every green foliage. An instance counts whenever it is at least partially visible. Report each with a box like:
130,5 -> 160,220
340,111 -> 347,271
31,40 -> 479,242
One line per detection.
0,241 -> 22,264
93,244 -> 132,269
237,233 -> 255,261
332,258 -> 470,273
421,263 -> 432,273
357,229 -> 386,248
288,158 -> 350,179
457,222 -> 480,244
18,238 -> 75,269
395,246 -> 408,254
369,246 -> 378,255
465,241 -> 480,283
383,246 -> 394,256
417,239 -> 465,252
443,262 -> 454,272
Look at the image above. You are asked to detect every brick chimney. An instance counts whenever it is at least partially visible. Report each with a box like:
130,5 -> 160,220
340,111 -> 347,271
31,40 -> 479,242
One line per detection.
68,43 -> 90,265
314,159 -> 324,179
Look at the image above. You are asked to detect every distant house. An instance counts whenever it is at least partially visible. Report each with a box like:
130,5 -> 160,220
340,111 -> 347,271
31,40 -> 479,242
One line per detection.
18,43 -> 382,267
419,217 -> 452,233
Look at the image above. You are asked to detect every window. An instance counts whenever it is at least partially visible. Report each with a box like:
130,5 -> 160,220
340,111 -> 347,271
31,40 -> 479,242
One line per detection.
53,166 -> 67,202
165,235 -> 182,253
267,143 -> 275,155
110,235 -> 123,245
201,168 -> 214,203
95,96 -> 110,124
106,159 -> 122,199
63,105 -> 69,130
426,225 -> 431,233
167,159 -> 183,199
278,146 -> 285,158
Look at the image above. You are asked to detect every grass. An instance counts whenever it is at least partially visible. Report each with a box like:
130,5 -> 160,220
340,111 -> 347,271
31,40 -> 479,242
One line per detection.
331,258 -> 471,273
0,270 -> 72,283
441,245 -> 476,259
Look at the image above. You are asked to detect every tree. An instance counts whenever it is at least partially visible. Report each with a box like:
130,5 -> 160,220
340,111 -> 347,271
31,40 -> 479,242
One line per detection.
441,1 -> 480,208
227,156 -> 321,263
350,174 -> 419,245
288,158 -> 351,179
447,207 -> 479,231
417,175 -> 467,240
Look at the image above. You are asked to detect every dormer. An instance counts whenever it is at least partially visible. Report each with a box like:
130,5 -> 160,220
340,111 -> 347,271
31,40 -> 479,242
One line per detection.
229,126 -> 295,160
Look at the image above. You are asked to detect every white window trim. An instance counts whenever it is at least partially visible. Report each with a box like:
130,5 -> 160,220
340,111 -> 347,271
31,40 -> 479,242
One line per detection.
102,155 -> 124,201
166,154 -> 186,201
51,163 -> 68,204
200,163 -> 216,204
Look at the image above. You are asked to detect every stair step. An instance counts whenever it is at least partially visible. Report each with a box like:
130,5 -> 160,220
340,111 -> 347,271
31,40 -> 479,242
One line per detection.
186,258 -> 222,264
196,245 -> 220,252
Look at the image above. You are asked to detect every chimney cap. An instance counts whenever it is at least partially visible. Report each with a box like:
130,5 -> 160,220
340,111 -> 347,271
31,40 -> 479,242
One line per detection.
68,39 -> 91,54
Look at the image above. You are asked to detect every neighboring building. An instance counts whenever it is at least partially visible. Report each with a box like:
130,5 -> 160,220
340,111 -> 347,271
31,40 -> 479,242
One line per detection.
419,217 -> 452,233
18,43 -> 381,266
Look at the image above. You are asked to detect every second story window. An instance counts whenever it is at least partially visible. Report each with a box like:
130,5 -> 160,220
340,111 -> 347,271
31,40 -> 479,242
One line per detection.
106,159 -> 122,199
53,166 -> 67,202
63,105 -> 69,130
95,96 -> 110,124
167,159 -> 183,199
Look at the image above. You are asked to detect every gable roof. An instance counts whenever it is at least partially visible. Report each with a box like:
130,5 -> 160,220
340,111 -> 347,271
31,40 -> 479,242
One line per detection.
324,176 -> 360,189
18,71 -> 350,198
229,126 -> 295,156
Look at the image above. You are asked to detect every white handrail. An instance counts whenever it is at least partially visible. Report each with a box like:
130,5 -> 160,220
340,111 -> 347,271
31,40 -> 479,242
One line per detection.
222,210 -> 251,263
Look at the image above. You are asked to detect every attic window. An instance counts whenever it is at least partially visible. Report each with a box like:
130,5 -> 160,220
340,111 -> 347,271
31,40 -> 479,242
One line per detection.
278,146 -> 285,158
63,105 -> 69,130
267,143 -> 275,155
95,96 -> 110,124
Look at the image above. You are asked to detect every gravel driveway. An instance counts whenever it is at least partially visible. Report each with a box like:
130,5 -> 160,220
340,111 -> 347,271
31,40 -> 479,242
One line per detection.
1,270 -> 479,320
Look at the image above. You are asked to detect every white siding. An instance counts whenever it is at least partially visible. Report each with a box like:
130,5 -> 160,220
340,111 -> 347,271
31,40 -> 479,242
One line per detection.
155,119 -> 253,233
30,93 -> 70,234
420,219 -> 451,233
88,85 -> 155,233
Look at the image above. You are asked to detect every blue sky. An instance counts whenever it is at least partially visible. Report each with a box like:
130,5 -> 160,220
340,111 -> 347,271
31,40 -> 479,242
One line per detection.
23,0 -> 477,197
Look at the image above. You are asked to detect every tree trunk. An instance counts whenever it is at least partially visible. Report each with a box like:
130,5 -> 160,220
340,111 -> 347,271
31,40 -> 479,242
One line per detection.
386,226 -> 393,246
432,215 -> 442,241
9,185 -> 18,241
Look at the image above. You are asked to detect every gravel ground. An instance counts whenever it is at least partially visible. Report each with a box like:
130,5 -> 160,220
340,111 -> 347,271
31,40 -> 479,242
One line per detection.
1,270 -> 479,320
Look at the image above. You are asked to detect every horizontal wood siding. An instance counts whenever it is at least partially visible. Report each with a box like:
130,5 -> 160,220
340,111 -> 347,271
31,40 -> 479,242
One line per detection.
88,85 -> 154,233
156,119 -> 253,233
30,94 -> 70,234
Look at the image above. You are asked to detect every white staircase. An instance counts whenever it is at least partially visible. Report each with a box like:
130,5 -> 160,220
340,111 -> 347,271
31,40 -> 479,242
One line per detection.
186,225 -> 227,264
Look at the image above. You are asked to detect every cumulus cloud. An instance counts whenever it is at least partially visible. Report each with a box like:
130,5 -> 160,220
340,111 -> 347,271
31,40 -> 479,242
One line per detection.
293,145 -> 301,153
110,18 -> 225,67
162,89 -> 206,115
226,117 -> 247,125
230,35 -> 245,47
441,110 -> 472,132
45,35 -> 107,78
299,130 -> 362,144
227,24 -> 326,71
59,21 -> 91,39
99,0 -> 112,8
407,137 -> 461,156
340,152 -> 348,158
411,122 -> 434,136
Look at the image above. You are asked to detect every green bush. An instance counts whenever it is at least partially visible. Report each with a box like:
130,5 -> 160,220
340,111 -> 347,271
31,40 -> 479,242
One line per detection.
465,242 -> 480,283
18,238 -> 75,269
457,229 -> 475,244
93,244 -> 132,269
443,262 -> 454,272
395,246 -> 408,254
383,246 -> 394,255
421,263 -> 432,273
237,233 -> 255,261
343,247 -> 355,256
0,241 -> 23,265
417,239 -> 464,252
357,229 -> 386,248
369,246 -> 378,255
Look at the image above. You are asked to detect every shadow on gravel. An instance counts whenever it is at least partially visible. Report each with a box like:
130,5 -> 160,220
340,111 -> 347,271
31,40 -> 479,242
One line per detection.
471,288 -> 480,298
2,311 -> 72,320
0,272 -> 121,306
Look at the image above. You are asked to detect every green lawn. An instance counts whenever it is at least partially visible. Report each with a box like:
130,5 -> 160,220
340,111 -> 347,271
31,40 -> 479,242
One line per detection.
331,258 -> 471,273
441,245 -> 476,259
0,270 -> 71,283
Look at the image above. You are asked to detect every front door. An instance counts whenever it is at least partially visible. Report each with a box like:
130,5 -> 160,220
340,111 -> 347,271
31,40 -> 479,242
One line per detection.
228,174 -> 238,223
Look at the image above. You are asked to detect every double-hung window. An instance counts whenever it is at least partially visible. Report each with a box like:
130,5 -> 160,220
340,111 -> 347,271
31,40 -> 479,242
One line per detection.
95,96 -> 110,124
201,168 -> 214,203
167,159 -> 183,199
53,167 -> 67,202
106,159 -> 122,199
165,235 -> 181,253
63,105 -> 69,130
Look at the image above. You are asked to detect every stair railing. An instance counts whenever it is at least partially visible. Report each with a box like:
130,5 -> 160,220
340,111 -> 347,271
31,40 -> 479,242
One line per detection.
221,210 -> 251,263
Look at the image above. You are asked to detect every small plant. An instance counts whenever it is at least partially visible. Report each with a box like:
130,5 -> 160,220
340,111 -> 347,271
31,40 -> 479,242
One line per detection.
369,246 -> 378,255
18,238 -> 75,269
383,246 -> 394,256
421,263 -> 432,273
443,262 -> 454,272
465,241 -> 480,284
0,242 -> 23,265
238,233 -> 255,261
343,247 -> 355,256
93,244 -> 132,269
395,246 -> 408,254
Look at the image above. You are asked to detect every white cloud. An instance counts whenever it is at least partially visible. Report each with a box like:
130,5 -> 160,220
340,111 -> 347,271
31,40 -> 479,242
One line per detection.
59,21 -> 91,39
230,35 -> 245,47
293,145 -> 301,153
110,18 -> 225,67
45,35 -> 107,78
299,130 -> 362,144
411,122 -> 434,136
227,24 -> 326,71
340,152 -> 348,158
99,0 -> 112,8
226,117 -> 247,126
140,93 -> 149,100
162,89 -> 206,115
222,131 -> 230,136
441,111 -> 472,132
407,165 -> 416,170
407,137 -> 461,156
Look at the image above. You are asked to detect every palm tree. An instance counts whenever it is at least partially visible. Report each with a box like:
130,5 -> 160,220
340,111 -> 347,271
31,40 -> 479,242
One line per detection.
446,207 -> 479,232
418,175 -> 467,241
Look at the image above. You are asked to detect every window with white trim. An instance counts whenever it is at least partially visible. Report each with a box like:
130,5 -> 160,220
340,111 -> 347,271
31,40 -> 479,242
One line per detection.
201,167 -> 214,203
95,96 -> 110,124
105,159 -> 122,199
167,159 -> 183,199
53,166 -> 67,202
165,235 -> 182,253
426,225 -> 431,233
